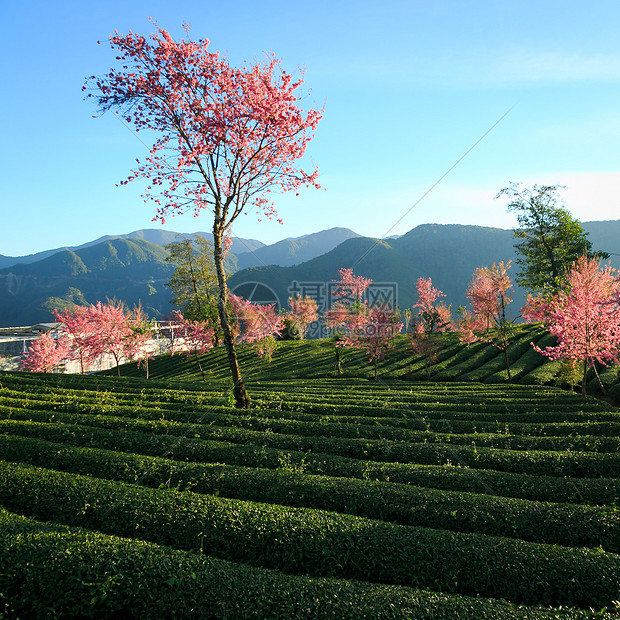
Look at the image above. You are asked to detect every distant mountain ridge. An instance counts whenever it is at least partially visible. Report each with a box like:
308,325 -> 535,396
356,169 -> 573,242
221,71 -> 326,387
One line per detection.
235,227 -> 360,269
0,227 -> 361,327
228,220 -> 620,319
0,229 -> 265,270
0,238 -> 174,327
228,224 -> 521,315
1,221 -> 619,328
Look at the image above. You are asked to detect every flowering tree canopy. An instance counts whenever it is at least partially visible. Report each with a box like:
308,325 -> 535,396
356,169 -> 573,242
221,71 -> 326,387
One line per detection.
53,306 -> 99,374
287,295 -> 319,339
86,300 -> 135,376
342,304 -> 403,379
410,277 -> 452,380
171,311 -> 215,382
411,277 -> 452,335
324,268 -> 401,378
528,255 -> 620,396
21,332 -> 70,374
86,23 -> 322,408
229,294 -> 283,360
458,261 -> 515,381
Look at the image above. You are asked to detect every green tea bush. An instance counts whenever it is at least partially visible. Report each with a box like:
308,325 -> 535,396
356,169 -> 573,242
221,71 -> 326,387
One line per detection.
2,410 -> 618,476
0,461 -> 617,609
2,422 -> 619,505
1,434 -> 618,552
2,508 -> 607,620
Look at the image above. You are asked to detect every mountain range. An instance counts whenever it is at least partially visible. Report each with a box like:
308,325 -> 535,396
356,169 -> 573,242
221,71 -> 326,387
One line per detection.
0,227 -> 360,327
1,221 -> 618,328
0,230 -> 265,270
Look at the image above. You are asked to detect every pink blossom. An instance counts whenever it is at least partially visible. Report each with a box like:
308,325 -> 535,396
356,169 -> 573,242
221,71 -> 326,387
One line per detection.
21,333 -> 70,373
287,295 -> 319,339
533,255 -> 620,395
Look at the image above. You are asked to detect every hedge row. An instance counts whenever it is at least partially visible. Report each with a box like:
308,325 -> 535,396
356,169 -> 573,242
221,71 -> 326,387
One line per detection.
455,333 -> 543,383
4,509 -> 596,620
1,434 -> 617,553
0,461 -> 617,609
5,393 -> 617,439
0,371 -> 219,395
2,422 -> 618,505
5,406 -> 618,477
251,391 -> 617,418
418,340 -> 492,378
431,343 -> 516,381
264,411 -> 620,439
484,335 -> 556,384
6,390 -> 614,425
6,393 -> 619,452
3,371 -> 615,414
2,400 -> 620,478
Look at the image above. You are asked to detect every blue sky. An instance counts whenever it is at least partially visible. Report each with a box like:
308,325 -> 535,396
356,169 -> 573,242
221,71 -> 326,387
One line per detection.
1,0 -> 619,255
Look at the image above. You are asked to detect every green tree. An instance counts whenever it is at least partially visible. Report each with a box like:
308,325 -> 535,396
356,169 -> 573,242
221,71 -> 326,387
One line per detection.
496,182 -> 607,293
164,236 -> 220,339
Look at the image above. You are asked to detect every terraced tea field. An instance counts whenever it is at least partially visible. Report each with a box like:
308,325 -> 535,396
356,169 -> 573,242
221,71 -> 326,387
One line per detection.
0,371 -> 618,618
113,327 -> 620,400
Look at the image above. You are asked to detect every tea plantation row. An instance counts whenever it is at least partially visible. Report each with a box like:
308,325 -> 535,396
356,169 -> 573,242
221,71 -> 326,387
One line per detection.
0,370 -> 618,617
108,326 -> 620,400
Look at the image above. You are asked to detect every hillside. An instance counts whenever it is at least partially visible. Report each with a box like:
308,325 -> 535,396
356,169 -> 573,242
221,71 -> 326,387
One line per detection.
228,224 -> 524,314
0,229 -> 265,270
2,220 -> 619,328
0,366 -> 617,616
229,221 -> 620,316
0,238 -> 174,327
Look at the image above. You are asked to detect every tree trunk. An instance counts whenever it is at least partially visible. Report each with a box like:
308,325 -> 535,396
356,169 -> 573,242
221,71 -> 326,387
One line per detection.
582,359 -> 588,397
503,347 -> 512,383
212,223 -> 251,409
334,341 -> 342,376
592,363 -> 607,396
194,353 -> 206,383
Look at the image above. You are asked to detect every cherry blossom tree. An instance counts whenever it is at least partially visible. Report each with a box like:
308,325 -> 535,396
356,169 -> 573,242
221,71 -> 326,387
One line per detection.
229,294 -> 283,361
410,277 -> 452,379
529,255 -> 620,396
458,261 -> 515,382
174,313 -> 215,383
53,306 -> 98,374
21,333 -> 70,374
322,303 -> 350,376
87,25 -> 322,408
343,305 -> 403,379
411,277 -> 452,334
331,268 -> 372,305
521,293 -> 552,324
324,268 -> 402,379
323,269 -> 372,376
286,295 -> 319,339
86,300 -> 133,376
126,305 -> 158,379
